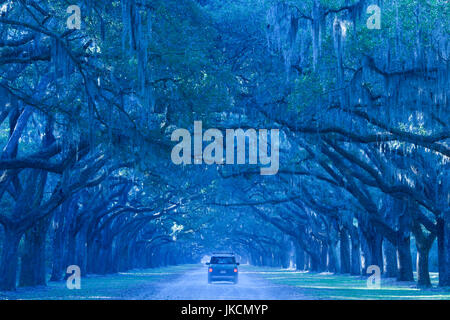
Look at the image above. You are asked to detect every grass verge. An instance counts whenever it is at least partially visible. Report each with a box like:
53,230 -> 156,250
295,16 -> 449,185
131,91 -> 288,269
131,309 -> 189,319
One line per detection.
241,265 -> 450,300
0,264 -> 197,300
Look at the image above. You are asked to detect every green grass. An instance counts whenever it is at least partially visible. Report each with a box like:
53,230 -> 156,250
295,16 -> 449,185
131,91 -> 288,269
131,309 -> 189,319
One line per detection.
0,265 -> 197,300
241,265 -> 450,300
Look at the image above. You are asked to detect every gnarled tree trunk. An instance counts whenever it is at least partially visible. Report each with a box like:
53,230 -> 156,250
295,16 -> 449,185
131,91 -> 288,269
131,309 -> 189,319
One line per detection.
437,215 -> 450,287
397,233 -> 414,282
0,227 -> 23,291
19,219 -> 49,287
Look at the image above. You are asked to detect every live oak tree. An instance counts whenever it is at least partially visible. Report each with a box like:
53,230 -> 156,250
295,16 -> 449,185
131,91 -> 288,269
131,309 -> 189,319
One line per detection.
0,0 -> 448,291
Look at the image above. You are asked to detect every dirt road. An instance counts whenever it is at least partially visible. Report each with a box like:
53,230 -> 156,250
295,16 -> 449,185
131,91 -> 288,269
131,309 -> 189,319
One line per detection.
137,266 -> 310,300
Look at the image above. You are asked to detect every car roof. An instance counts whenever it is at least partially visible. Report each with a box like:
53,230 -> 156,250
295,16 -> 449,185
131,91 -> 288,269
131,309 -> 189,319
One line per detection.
211,253 -> 235,257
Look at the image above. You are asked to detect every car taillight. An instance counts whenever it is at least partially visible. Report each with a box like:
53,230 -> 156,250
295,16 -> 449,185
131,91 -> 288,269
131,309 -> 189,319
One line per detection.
209,268 -> 213,273
234,268 -> 238,273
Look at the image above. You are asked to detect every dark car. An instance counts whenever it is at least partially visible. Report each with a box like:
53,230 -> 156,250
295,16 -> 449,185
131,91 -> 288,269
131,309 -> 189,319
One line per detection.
206,254 -> 239,284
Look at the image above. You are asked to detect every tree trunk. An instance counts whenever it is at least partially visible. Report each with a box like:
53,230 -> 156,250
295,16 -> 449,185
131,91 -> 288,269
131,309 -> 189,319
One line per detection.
19,219 -> 49,287
361,228 -> 383,274
360,228 -> 383,274
309,253 -> 320,272
416,247 -> 431,287
360,232 -> 370,274
281,244 -> 290,269
327,241 -> 338,273
0,228 -> 23,291
397,233 -> 414,282
64,231 -> 77,277
76,230 -> 87,275
50,212 -> 65,281
295,242 -> 305,270
411,217 -> 435,288
383,239 -> 398,278
437,216 -> 450,287
339,228 -> 351,274
395,204 -> 414,282
319,242 -> 327,272
350,227 -> 361,275
369,233 -> 384,272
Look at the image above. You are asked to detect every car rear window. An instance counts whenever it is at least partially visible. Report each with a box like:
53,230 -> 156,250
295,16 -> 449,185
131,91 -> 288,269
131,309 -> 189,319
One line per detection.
210,256 -> 236,264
